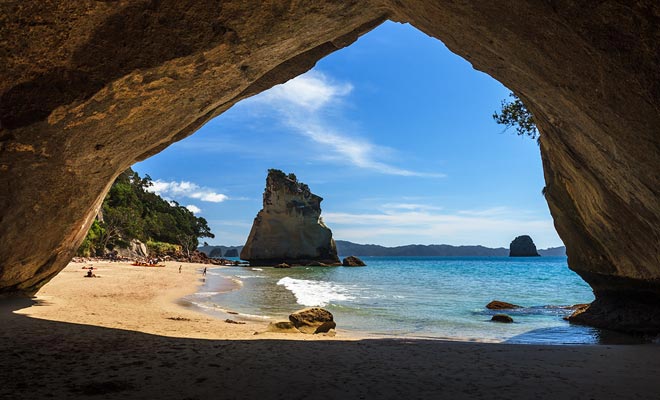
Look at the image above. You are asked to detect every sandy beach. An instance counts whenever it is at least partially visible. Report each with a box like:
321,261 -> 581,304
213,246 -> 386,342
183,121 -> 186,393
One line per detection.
1,261 -> 660,399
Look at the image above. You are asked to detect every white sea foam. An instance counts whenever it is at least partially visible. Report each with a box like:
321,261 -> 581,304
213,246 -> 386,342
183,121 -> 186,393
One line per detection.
234,275 -> 265,279
277,277 -> 354,307
251,268 -> 264,271
194,291 -> 220,297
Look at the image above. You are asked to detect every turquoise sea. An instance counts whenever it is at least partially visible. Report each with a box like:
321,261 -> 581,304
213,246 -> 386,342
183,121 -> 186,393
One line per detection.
185,256 -> 637,344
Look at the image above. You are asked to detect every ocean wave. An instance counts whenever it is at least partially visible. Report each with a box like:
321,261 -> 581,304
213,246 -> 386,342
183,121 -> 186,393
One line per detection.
234,275 -> 265,279
251,268 -> 263,271
277,277 -> 354,307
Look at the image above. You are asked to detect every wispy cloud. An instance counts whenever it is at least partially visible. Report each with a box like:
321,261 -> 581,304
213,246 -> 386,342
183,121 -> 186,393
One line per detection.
149,180 -> 228,203
248,71 -> 444,178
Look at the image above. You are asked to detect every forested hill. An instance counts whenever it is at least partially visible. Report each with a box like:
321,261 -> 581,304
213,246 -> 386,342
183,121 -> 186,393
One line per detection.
78,169 -> 214,257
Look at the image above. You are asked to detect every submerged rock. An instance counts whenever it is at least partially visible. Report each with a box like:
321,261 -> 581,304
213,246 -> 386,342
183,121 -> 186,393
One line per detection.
240,170 -> 340,266
509,235 -> 540,257
289,307 -> 336,334
342,256 -> 366,266
491,314 -> 514,323
486,300 -> 522,310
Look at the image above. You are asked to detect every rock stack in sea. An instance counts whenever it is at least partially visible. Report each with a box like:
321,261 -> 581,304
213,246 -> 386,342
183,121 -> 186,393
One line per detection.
509,235 -> 540,257
240,169 -> 340,266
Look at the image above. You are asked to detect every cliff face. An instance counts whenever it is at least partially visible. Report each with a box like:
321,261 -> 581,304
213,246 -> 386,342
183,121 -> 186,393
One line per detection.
509,236 -> 540,257
1,1 -> 659,332
240,170 -> 339,266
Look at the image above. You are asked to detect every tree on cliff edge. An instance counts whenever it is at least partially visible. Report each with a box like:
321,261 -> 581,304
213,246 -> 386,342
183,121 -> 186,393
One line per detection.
493,93 -> 539,140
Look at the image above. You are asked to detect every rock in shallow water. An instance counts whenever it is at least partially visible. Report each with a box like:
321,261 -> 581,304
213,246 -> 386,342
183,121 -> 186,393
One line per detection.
491,314 -> 514,323
240,170 -> 340,267
342,256 -> 366,266
486,300 -> 522,310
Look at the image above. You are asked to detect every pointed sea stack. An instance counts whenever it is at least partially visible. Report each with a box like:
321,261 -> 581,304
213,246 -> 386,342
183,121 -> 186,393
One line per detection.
509,235 -> 540,257
241,170 -> 340,266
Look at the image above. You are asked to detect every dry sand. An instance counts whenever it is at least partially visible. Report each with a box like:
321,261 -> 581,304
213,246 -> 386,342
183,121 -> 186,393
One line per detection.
1,261 -> 659,399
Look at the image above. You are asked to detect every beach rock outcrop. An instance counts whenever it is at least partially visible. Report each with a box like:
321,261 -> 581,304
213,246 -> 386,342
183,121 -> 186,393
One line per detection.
1,1 -> 659,334
289,307 -> 336,334
509,236 -> 540,257
342,256 -> 366,267
115,239 -> 148,259
491,314 -> 514,323
240,170 -> 340,266
266,321 -> 300,334
486,301 -> 522,310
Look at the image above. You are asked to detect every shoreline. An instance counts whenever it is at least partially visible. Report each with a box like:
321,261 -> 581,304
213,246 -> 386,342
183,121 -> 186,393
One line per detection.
3,261 -> 660,398
14,260 -> 358,340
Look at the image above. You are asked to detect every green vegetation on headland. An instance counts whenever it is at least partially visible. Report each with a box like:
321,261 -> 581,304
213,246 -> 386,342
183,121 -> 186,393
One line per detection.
78,169 -> 214,258
493,92 -> 539,140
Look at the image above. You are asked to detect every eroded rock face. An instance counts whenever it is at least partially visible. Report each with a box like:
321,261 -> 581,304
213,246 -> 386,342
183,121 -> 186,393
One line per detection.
240,170 -> 340,266
1,1 -> 659,332
509,236 -> 540,257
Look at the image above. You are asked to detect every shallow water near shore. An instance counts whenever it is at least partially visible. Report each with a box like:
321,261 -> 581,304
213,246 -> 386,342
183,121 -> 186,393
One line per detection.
185,256 -> 643,344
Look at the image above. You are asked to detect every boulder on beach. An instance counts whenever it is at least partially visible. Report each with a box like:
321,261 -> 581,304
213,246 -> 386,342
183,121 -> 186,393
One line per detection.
289,307 -> 336,334
342,256 -> 366,266
491,314 -> 514,323
486,300 -> 522,310
266,321 -> 300,333
509,235 -> 540,257
240,169 -> 341,267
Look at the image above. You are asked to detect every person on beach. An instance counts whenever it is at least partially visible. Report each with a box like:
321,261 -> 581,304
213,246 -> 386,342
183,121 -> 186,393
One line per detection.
203,267 -> 207,276
179,265 -> 182,273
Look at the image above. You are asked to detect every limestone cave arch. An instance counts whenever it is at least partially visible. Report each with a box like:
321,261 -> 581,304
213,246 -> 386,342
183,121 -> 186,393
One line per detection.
1,1 -> 658,333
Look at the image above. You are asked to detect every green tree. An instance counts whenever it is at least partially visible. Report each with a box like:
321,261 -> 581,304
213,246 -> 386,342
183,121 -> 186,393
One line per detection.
77,168 -> 214,257
493,93 -> 539,140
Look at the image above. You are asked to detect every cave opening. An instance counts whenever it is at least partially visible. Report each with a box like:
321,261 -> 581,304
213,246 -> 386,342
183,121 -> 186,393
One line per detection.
120,21 -> 595,343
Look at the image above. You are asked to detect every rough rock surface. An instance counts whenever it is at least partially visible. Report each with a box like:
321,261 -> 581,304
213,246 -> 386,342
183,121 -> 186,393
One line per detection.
509,236 -> 540,257
115,239 -> 148,259
1,1 -> 659,333
486,301 -> 522,310
289,307 -> 336,334
342,256 -> 366,267
266,321 -> 300,334
240,170 -> 340,266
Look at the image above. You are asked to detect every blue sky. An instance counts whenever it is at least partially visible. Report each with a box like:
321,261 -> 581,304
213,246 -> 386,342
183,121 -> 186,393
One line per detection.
133,21 -> 563,249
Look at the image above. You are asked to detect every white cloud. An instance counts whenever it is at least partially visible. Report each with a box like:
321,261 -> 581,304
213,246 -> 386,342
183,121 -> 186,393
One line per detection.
149,180 -> 228,203
186,205 -> 201,214
260,70 -> 353,111
323,207 -> 563,248
248,71 -> 444,178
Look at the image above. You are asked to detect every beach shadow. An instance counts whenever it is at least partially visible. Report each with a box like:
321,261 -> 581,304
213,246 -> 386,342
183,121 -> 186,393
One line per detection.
502,325 -> 649,345
1,300 -> 659,400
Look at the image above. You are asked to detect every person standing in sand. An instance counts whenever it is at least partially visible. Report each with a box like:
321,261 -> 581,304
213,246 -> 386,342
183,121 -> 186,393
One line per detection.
203,267 -> 207,276
179,265 -> 182,273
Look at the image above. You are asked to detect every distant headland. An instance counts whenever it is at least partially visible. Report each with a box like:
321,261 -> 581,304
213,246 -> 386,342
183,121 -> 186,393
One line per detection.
199,240 -> 566,258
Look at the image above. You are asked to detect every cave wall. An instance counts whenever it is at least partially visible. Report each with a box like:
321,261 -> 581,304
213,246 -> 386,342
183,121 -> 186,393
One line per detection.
1,1 -> 658,331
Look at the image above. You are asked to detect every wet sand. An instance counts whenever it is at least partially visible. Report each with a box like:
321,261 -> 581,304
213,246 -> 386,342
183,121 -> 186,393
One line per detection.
1,261 -> 659,399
